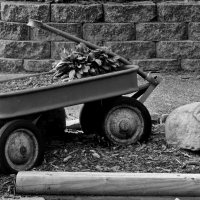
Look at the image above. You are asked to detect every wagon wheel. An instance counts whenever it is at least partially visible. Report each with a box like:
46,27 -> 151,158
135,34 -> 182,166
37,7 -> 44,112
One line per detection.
102,97 -> 152,145
0,120 -> 44,174
79,98 -> 119,135
79,101 -> 104,135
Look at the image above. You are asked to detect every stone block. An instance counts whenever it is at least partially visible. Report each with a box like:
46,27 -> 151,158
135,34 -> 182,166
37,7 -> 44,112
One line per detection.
51,42 -> 77,60
181,59 -> 200,71
0,58 -> 24,73
189,22 -> 200,41
1,2 -> 50,22
23,59 -> 54,72
83,23 -> 135,42
0,197 -> 45,200
30,23 -> 82,41
157,41 -> 200,59
0,40 -> 51,59
105,41 -> 155,59
136,22 -> 187,41
157,0 -> 184,1
0,21 -> 29,40
51,4 -> 103,23
131,59 -> 181,71
104,2 -> 156,23
158,2 -> 200,22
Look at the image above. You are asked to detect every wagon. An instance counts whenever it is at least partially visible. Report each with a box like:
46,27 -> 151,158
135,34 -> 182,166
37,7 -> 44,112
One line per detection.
0,19 -> 161,174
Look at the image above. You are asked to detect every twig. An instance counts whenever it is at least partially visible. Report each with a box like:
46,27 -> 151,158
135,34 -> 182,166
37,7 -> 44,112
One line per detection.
68,149 -> 79,156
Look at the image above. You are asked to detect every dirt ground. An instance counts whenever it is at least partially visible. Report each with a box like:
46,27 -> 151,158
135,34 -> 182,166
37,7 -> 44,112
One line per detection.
1,71 -> 200,198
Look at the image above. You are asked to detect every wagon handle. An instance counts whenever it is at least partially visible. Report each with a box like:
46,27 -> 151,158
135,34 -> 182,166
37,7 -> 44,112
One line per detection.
27,19 -> 159,86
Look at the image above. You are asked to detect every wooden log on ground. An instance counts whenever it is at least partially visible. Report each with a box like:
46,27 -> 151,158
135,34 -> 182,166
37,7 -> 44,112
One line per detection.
16,172 -> 200,196
41,195 -> 200,200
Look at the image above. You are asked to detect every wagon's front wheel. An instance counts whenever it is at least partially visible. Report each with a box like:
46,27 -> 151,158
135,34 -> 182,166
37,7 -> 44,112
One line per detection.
102,97 -> 152,145
0,120 -> 44,174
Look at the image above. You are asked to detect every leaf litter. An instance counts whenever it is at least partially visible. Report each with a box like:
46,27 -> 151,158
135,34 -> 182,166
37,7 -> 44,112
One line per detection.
2,123 -> 200,196
31,124 -> 200,174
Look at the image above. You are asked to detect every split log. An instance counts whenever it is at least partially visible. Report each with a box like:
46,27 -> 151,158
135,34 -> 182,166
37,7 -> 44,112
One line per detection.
16,172 -> 200,196
39,196 -> 200,200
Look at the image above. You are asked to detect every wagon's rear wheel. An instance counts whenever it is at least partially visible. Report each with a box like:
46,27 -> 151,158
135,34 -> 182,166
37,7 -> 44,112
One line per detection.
0,120 -> 44,174
79,98 -> 119,135
102,97 -> 152,145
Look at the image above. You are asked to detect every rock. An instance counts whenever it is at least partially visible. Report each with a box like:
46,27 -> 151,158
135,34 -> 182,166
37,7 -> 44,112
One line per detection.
151,113 -> 160,124
165,102 -> 200,151
160,114 -> 169,124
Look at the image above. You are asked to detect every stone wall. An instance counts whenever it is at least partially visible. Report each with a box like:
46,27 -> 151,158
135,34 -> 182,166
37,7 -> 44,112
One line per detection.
1,0 -> 200,73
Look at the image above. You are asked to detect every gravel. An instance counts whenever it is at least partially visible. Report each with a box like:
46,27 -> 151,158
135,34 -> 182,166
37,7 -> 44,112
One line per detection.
0,72 -> 66,94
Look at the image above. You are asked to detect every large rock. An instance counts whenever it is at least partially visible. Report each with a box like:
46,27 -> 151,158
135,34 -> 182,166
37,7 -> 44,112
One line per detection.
165,102 -> 200,151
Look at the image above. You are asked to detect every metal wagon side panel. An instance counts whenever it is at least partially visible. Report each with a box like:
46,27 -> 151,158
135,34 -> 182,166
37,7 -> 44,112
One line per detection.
0,67 -> 138,119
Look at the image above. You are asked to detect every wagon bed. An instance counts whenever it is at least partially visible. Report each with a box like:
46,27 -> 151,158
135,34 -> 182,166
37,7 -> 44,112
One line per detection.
0,66 -> 138,119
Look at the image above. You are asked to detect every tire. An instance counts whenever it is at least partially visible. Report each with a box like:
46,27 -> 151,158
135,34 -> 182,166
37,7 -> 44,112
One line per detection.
79,101 -> 104,135
102,97 -> 152,145
79,98 -> 119,135
0,120 -> 44,174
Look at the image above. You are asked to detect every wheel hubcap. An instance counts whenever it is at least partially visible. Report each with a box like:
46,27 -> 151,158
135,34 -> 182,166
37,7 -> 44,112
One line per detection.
20,146 -> 27,156
119,119 -> 135,133
5,129 -> 39,170
105,105 -> 144,142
